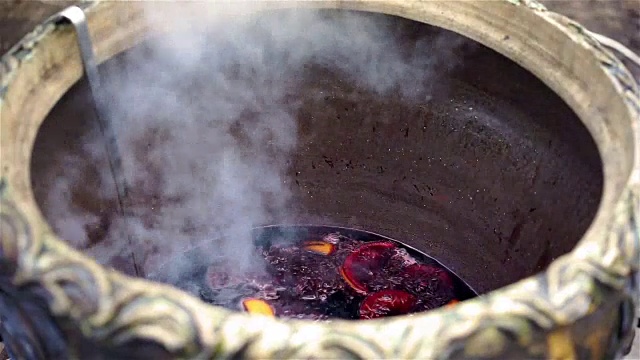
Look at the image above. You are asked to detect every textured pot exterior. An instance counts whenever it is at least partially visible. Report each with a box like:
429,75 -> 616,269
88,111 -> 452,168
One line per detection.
0,0 -> 638,359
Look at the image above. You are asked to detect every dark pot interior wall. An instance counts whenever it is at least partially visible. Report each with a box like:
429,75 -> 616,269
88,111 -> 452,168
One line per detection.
29,11 -> 603,293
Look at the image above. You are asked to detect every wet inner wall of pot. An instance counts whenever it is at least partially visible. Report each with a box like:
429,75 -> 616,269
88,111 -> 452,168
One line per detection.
30,10 -> 602,293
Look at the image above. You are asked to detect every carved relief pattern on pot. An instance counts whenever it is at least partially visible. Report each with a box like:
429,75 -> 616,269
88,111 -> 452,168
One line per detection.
0,199 -> 22,275
557,16 -> 640,114
0,198 -> 67,359
0,0 -> 639,358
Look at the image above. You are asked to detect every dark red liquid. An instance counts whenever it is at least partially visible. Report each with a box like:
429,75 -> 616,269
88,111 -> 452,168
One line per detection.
156,226 -> 476,320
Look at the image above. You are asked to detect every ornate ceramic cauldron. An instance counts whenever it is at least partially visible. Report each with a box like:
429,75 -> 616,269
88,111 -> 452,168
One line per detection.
0,0 -> 638,359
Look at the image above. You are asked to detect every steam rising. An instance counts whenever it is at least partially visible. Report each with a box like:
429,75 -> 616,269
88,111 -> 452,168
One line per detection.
40,4 -> 466,279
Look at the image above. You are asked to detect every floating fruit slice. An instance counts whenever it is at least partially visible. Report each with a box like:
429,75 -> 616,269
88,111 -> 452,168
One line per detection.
359,289 -> 417,319
340,241 -> 396,294
242,298 -> 275,317
302,241 -> 336,255
339,266 -> 368,294
446,299 -> 459,308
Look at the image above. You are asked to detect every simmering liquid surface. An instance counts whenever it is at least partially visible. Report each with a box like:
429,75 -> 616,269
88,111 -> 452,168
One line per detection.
159,226 -> 476,320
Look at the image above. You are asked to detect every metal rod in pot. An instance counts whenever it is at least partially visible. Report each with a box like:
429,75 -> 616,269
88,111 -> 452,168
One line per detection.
57,6 -> 141,277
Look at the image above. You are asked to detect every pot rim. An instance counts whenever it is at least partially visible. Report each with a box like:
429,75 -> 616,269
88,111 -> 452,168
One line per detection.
0,0 -> 638,358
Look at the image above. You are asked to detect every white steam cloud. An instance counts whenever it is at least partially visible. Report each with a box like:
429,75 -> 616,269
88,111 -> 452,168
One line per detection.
40,4 -> 467,279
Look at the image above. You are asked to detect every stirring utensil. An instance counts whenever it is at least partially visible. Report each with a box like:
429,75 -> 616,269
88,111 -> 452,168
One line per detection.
58,6 -> 141,277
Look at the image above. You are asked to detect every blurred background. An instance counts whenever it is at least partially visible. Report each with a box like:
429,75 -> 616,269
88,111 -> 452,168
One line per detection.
1,0 -> 638,79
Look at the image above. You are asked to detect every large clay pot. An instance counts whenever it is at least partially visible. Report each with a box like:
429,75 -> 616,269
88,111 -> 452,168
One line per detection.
0,0 -> 638,359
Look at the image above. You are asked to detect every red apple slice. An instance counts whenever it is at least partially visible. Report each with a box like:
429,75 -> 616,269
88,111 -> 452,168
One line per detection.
359,289 -> 417,319
339,241 -> 396,294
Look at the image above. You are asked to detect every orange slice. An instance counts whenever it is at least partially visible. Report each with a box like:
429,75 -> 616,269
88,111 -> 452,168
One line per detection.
242,298 -> 275,317
339,241 -> 396,294
339,266 -> 368,295
302,241 -> 335,255
446,299 -> 460,308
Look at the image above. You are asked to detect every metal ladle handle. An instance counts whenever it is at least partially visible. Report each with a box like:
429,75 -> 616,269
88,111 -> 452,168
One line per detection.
56,6 -> 141,277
